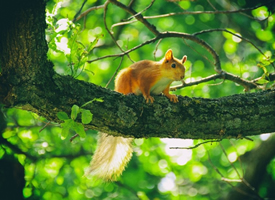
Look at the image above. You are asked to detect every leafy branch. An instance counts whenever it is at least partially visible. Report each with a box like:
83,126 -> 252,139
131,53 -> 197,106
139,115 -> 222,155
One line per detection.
46,12 -> 101,77
57,98 -> 103,139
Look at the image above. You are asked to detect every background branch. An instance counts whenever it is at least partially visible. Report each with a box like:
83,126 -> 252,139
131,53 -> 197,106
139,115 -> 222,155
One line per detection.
225,134 -> 275,200
142,3 -> 265,19
73,4 -> 105,22
193,28 -> 270,61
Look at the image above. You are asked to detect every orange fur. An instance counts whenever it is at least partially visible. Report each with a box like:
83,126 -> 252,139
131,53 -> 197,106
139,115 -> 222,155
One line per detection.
115,49 -> 187,103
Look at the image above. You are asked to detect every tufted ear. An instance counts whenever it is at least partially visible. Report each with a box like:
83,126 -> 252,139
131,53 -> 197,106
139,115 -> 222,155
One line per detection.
165,49 -> 173,61
182,55 -> 187,64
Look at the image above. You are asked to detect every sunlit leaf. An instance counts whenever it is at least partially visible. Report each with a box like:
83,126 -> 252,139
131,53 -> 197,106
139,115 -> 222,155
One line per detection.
71,104 -> 79,120
60,119 -> 74,139
81,109 -> 93,124
73,122 -> 86,138
57,111 -> 69,120
256,77 -> 269,84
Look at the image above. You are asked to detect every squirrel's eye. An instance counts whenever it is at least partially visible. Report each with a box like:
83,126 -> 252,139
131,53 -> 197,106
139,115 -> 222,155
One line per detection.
171,63 -> 176,68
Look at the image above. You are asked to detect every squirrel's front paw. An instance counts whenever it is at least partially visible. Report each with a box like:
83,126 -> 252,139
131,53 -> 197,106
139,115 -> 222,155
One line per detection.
145,96 -> 155,103
167,94 -> 178,103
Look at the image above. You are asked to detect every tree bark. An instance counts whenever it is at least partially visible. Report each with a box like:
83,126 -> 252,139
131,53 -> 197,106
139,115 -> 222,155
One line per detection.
0,0 -> 275,140
1,72 -> 275,140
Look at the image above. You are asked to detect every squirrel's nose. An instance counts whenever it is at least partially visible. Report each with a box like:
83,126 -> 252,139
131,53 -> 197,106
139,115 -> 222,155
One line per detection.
180,75 -> 185,79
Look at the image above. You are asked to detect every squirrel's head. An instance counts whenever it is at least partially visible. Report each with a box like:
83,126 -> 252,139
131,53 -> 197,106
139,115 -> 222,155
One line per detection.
161,49 -> 187,81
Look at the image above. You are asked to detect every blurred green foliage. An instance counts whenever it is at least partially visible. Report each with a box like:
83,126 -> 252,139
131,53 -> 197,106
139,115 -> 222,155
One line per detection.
1,0 -> 275,199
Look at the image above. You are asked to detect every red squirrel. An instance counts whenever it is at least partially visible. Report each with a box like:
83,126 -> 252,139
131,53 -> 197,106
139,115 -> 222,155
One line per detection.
115,49 -> 187,103
86,49 -> 187,181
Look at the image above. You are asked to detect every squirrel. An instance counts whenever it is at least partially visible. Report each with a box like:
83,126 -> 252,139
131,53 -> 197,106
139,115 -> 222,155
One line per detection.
86,49 -> 187,181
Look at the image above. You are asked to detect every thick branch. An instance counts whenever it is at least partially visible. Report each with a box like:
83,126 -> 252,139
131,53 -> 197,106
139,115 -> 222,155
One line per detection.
1,73 -> 275,139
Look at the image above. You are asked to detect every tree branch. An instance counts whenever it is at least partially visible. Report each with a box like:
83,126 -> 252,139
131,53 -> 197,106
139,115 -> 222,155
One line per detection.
73,4 -> 105,22
193,28 -> 270,61
2,73 -> 275,140
225,134 -> 275,200
109,0 -> 159,35
142,4 -> 265,19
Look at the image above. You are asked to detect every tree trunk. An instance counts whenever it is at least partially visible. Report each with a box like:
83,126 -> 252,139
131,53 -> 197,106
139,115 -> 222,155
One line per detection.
0,0 -> 55,105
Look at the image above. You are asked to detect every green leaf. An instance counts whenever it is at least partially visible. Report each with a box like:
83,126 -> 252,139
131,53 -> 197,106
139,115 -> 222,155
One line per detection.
71,104 -> 79,120
57,112 -> 69,121
60,119 -> 74,139
256,77 -> 269,84
81,110 -> 93,124
87,35 -> 103,53
61,126 -> 69,140
73,123 -> 86,138
76,40 -> 86,48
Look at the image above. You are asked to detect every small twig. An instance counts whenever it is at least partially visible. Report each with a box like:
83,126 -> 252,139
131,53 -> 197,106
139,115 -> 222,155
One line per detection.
87,36 -> 158,63
222,71 -> 258,91
219,142 -> 242,179
110,4 -> 265,30
70,134 -> 79,142
207,149 -> 263,199
73,4 -> 105,22
39,121 -> 51,132
143,4 -> 264,19
128,0 -> 136,8
207,0 -> 217,11
193,28 -> 269,60
109,0 -> 159,36
229,140 -> 244,177
87,30 -> 221,74
171,69 -> 266,91
229,140 -> 259,196
116,182 -> 141,200
72,0 -> 88,22
83,15 -> 87,29
171,73 -> 222,90
207,150 -> 229,179
170,139 -> 221,149
182,39 -> 214,66
158,31 -> 222,73
222,178 -> 243,183
103,2 -> 121,50
127,0 -> 156,21
111,19 -> 138,32
103,1 -> 134,63
243,136 -> 254,141
219,142 -> 260,197
105,56 -> 124,88
153,39 -> 162,61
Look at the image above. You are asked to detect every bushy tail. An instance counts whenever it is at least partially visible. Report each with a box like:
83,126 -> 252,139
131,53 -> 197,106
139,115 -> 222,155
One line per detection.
86,133 -> 133,181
